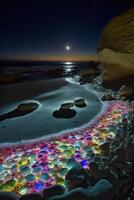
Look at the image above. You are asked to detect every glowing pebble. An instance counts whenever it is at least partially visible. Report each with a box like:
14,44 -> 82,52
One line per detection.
57,168 -> 68,176
32,167 -> 41,174
67,158 -> 78,169
55,176 -> 64,185
63,150 -> 73,157
0,179 -> 17,192
19,159 -> 29,166
20,166 -> 31,176
26,174 -> 35,182
40,173 -> 49,181
19,185 -> 29,195
18,177 -> 25,184
80,159 -> 88,168
33,181 -> 44,192
0,165 -> 4,174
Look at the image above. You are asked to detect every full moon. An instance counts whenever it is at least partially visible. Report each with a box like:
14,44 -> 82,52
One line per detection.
65,45 -> 70,50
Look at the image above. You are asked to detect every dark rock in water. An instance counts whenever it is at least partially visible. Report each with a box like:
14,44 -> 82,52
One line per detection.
20,193 -> 43,200
0,102 -> 39,122
43,185 -> 65,200
65,165 -> 90,191
74,98 -> 87,108
53,108 -> 76,119
60,102 -> 74,109
0,192 -> 19,200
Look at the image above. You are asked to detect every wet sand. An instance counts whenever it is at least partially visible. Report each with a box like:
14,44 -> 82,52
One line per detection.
0,78 -> 67,109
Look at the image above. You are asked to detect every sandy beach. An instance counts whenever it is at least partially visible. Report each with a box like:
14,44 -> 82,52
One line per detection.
0,78 -> 67,108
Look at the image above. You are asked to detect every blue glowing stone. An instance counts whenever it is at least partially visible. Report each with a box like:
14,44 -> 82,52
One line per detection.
34,181 -> 44,192
80,160 -> 88,167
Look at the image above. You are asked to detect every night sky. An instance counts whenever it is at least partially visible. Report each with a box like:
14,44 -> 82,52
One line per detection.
0,0 -> 133,61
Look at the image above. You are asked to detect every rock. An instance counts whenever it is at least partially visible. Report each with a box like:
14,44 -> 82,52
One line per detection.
99,142 -> 110,155
88,179 -> 114,200
0,102 -> 39,122
53,108 -> 76,119
43,185 -> 65,200
48,188 -> 90,200
67,158 -> 78,170
60,102 -> 74,109
0,192 -> 19,200
65,165 -> 90,191
118,85 -> 134,100
18,185 -> 30,195
101,94 -> 116,101
125,141 -> 134,161
33,181 -> 44,192
98,7 -> 134,54
0,179 -> 17,192
74,98 -> 87,108
49,179 -> 114,200
98,7 -> 134,88
20,193 -> 43,200
17,102 -> 39,112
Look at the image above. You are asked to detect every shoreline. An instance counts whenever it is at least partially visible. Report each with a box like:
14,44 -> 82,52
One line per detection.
0,96 -> 108,147
0,77 -> 102,143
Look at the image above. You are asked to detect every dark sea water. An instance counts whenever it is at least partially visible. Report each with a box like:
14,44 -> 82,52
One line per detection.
0,61 -> 99,80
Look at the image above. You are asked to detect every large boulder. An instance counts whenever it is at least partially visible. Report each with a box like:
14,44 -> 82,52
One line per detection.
98,7 -> 134,89
0,192 -> 19,200
65,165 -> 91,191
49,179 -> 114,200
19,193 -> 43,200
118,85 -> 134,100
87,179 -> 114,200
43,185 -> 65,200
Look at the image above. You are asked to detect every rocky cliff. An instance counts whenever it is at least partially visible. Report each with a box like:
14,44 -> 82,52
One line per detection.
98,7 -> 134,89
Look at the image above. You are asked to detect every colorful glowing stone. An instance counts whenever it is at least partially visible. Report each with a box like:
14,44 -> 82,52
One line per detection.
0,179 -> 16,192
20,166 -> 31,176
19,185 -> 30,195
26,174 -> 35,182
32,167 -> 41,174
0,165 -> 4,174
33,181 -> 44,192
40,173 -> 49,181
